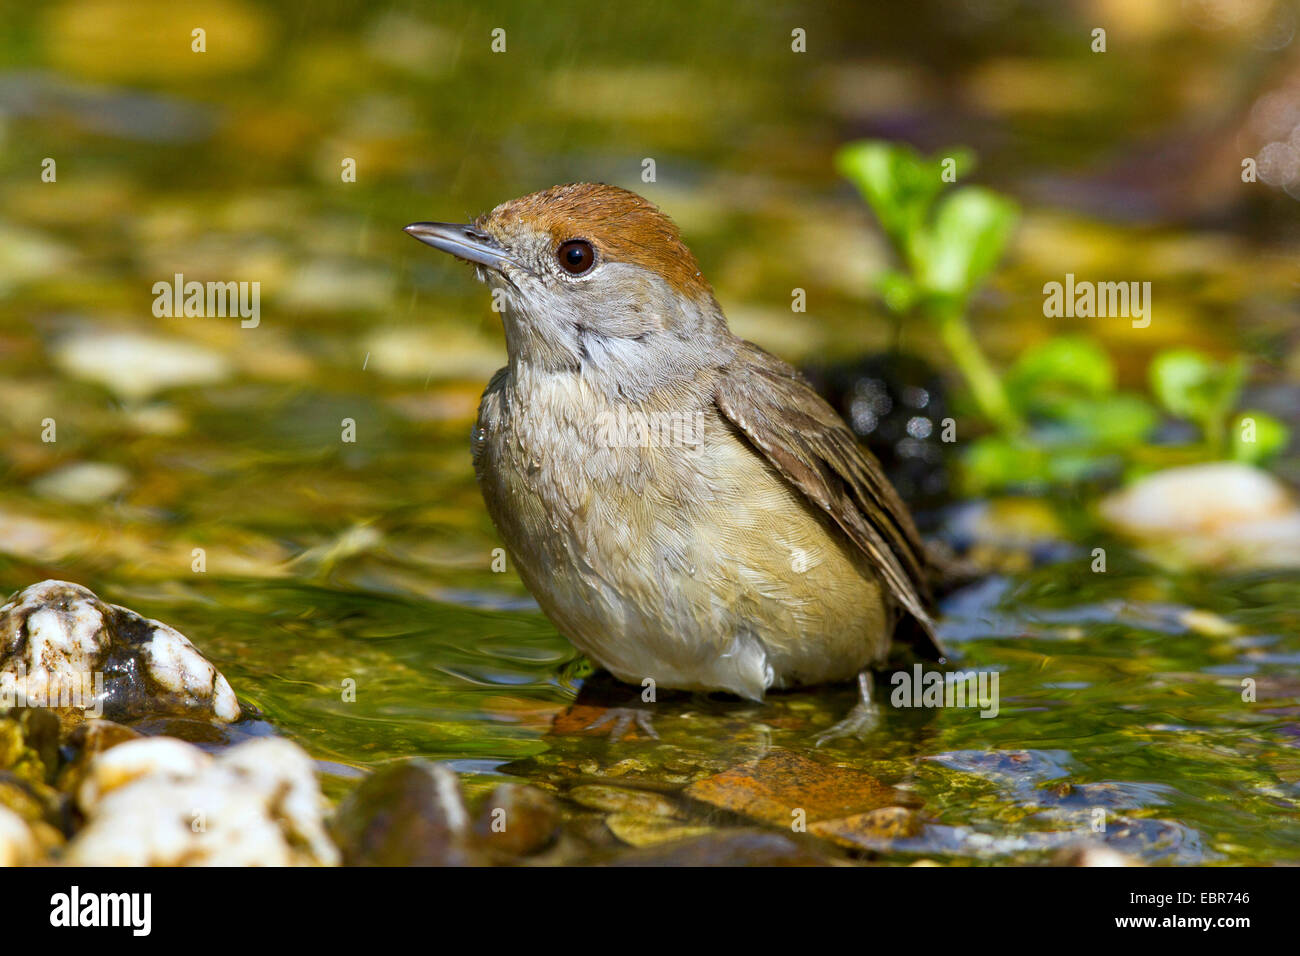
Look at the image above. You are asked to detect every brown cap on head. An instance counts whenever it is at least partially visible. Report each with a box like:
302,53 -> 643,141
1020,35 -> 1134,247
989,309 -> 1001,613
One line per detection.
476,183 -> 715,303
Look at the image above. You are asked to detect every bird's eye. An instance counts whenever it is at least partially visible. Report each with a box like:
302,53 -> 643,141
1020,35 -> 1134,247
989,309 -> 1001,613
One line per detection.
556,239 -> 596,275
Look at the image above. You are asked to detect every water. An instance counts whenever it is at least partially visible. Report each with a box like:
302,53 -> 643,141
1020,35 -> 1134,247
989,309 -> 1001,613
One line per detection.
1,0 -> 1298,864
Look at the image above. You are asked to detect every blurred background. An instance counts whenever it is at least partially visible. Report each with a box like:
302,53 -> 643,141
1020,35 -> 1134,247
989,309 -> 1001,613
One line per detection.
2,0 -> 1299,863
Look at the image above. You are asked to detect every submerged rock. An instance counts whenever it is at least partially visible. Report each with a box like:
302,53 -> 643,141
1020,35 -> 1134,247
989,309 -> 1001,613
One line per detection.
0,580 -> 239,723
53,330 -> 230,402
601,828 -> 836,866
604,814 -> 715,848
472,783 -> 562,858
31,462 -> 131,504
66,737 -> 338,866
684,750 -> 915,828
1100,462 -> 1300,569
560,782 -> 707,849
567,784 -> 682,818
331,759 -> 476,866
808,805 -> 925,851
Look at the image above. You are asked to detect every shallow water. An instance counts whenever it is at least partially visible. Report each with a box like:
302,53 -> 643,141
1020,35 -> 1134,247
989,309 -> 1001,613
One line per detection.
2,1 -> 1299,864
6,498 -> 1300,863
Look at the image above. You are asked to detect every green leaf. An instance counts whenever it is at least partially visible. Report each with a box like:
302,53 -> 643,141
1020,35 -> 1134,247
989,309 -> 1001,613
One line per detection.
1043,447 -> 1117,484
1005,336 -> 1115,409
1149,349 -> 1244,432
1230,410 -> 1290,464
918,187 -> 1019,297
876,269 -> 917,313
1040,394 -> 1159,450
960,435 -> 1047,494
835,141 -> 969,250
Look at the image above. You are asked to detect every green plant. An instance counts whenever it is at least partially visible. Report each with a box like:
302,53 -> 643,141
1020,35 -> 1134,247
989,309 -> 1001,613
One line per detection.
837,140 -> 1291,493
836,140 -> 1023,434
961,336 -> 1159,493
1150,348 -> 1288,465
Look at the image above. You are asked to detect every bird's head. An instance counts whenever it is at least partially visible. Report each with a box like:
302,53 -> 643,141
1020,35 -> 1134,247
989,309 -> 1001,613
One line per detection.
405,183 -> 733,394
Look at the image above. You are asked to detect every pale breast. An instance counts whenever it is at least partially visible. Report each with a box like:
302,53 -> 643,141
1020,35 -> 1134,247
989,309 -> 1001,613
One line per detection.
473,365 -> 891,700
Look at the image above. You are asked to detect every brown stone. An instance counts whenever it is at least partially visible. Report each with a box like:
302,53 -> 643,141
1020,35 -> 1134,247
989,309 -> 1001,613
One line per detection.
808,806 -> 925,850
472,783 -> 561,858
331,759 -> 477,866
684,750 -> 915,827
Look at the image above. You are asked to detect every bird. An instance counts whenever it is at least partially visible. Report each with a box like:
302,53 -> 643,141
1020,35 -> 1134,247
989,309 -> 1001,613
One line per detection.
405,183 -> 944,738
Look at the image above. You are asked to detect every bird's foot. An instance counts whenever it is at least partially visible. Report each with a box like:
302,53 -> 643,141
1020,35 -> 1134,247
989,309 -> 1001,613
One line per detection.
815,671 -> 880,746
582,704 -> 659,740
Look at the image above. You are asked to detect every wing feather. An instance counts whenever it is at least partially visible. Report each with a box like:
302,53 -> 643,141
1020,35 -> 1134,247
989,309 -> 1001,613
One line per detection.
714,340 -> 945,658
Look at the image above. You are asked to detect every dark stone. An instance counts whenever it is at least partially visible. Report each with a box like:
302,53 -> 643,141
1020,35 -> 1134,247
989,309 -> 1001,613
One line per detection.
0,581 -> 239,724
331,759 -> 477,866
472,783 -> 562,858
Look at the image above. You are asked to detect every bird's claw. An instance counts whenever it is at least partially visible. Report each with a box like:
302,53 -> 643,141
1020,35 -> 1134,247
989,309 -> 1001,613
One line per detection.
815,703 -> 880,746
583,706 -> 659,740
815,671 -> 879,746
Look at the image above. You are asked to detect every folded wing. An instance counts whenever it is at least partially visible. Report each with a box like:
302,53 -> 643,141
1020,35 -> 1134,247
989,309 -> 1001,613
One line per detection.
714,340 -> 945,659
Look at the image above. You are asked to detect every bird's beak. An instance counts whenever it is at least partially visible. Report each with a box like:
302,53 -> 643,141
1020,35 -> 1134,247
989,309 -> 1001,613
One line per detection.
403,222 -> 517,272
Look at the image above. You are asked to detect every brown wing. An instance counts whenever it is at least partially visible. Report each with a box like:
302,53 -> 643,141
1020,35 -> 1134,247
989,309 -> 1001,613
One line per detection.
714,339 -> 945,659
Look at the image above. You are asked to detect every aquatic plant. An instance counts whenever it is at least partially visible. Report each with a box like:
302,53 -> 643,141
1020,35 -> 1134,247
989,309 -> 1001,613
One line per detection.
836,140 -> 1290,493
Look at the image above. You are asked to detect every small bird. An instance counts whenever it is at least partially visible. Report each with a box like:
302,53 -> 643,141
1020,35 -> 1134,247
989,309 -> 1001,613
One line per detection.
405,184 -> 943,736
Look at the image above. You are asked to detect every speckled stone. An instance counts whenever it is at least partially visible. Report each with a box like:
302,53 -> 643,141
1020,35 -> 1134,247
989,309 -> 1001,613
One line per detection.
0,804 -> 39,865
66,737 -> 338,866
0,580 -> 239,723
